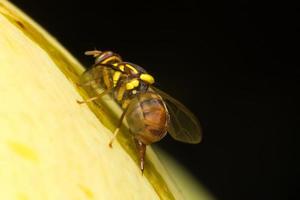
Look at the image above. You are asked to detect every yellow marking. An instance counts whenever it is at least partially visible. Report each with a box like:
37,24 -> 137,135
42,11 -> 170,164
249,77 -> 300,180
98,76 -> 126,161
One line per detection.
117,85 -> 126,102
132,89 -> 137,94
112,63 -> 125,72
78,184 -> 94,199
113,71 -> 121,87
102,68 -> 112,88
119,65 -> 125,71
126,79 -> 140,90
140,73 -> 155,84
122,99 -> 131,109
125,64 -> 138,74
102,56 -> 121,64
8,141 -> 38,162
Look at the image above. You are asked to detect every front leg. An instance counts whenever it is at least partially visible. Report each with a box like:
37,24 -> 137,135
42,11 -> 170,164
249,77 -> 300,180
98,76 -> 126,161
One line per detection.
76,88 -> 112,104
84,50 -> 102,57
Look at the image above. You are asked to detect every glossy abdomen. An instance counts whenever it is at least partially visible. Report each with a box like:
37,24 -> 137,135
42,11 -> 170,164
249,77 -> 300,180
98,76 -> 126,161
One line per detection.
126,92 -> 169,145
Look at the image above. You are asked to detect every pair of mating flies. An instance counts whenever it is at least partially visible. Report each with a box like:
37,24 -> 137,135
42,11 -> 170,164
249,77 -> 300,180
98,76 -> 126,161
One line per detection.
78,50 -> 202,172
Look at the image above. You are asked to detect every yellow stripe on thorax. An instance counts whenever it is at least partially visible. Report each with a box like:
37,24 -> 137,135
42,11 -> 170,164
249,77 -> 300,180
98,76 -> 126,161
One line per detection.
119,64 -> 125,72
140,73 -> 155,84
117,85 -> 126,102
126,79 -> 140,90
102,56 -> 122,64
113,71 -> 122,87
125,64 -> 138,74
112,63 -> 125,72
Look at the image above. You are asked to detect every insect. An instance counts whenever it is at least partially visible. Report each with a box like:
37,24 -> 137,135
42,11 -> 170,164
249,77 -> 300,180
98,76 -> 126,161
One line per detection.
77,50 -> 202,173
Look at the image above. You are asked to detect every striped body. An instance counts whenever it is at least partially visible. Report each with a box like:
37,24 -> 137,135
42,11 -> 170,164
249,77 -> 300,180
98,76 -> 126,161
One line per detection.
87,50 -> 169,145
80,49 -> 202,172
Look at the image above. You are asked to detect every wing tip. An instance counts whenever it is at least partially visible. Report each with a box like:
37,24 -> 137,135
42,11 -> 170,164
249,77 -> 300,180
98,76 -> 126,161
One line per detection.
189,136 -> 203,144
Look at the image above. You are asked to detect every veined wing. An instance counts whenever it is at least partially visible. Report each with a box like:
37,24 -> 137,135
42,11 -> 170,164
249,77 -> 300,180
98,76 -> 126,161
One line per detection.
151,87 -> 202,144
79,64 -> 113,93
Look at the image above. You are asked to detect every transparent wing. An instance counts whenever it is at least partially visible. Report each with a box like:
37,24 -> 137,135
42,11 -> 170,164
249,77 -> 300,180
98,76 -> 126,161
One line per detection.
79,65 -> 109,93
151,87 -> 202,144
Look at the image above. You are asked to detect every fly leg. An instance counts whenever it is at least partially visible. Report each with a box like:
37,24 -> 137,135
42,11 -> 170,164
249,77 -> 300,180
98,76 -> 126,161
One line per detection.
135,139 -> 146,174
84,50 -> 102,57
108,106 -> 129,147
76,76 -> 102,88
76,88 -> 112,104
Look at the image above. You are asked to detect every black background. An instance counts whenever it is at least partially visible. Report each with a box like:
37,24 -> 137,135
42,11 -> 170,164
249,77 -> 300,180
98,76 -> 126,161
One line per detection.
10,0 -> 298,199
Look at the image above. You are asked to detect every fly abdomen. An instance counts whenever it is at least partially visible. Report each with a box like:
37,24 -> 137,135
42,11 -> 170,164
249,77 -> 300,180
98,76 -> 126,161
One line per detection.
125,92 -> 169,145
